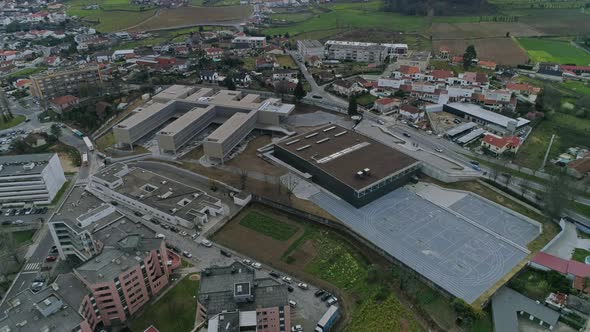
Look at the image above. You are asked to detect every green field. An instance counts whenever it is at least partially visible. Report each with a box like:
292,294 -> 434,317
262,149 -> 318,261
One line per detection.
275,55 -> 296,69
516,113 -> 590,170
239,211 -> 299,241
128,274 -> 200,332
13,230 -> 36,245
65,0 -> 157,32
0,115 -> 26,130
263,1 -> 427,37
4,67 -> 47,79
517,37 -> 590,65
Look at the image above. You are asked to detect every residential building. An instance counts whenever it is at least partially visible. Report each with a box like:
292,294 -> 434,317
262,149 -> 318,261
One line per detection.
331,79 -> 363,97
478,60 -> 497,70
399,104 -> 424,122
438,46 -> 450,59
373,97 -> 400,113
204,47 -> 224,59
30,65 -> 103,99
324,40 -> 387,64
197,262 -> 291,332
481,134 -> 521,155
0,153 -> 66,206
297,39 -> 324,59
232,36 -> 266,49
272,69 -> 297,81
505,83 -> 541,95
567,157 -> 590,179
273,124 -> 421,207
49,94 -> 79,113
396,51 -> 431,71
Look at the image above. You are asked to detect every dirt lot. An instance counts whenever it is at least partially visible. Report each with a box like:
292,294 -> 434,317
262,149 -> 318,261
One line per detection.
58,152 -> 79,173
429,112 -> 463,133
433,38 -> 528,65
128,5 -> 252,31
429,22 -> 543,39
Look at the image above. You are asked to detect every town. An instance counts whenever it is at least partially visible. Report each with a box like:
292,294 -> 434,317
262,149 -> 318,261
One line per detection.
0,0 -> 589,332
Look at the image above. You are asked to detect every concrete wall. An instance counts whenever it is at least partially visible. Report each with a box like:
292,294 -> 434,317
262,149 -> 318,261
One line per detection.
43,153 -> 67,200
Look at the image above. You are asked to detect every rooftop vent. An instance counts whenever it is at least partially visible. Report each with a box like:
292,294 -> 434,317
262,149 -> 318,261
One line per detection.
285,139 -> 300,146
296,145 -> 311,151
316,138 -> 329,144
334,131 -> 347,137
323,126 -> 336,132
363,168 -> 371,176
304,133 -> 318,139
356,171 -> 364,178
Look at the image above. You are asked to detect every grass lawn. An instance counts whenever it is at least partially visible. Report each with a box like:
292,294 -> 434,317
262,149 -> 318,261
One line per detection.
13,230 -> 36,245
570,201 -> 590,219
517,37 -> 590,65
515,113 -> 590,170
65,0 -> 157,32
572,248 -> 590,263
355,94 -> 377,107
50,180 -> 71,206
263,1 -> 427,37
275,55 -> 296,69
239,211 -> 299,241
0,115 -> 26,130
181,258 -> 194,268
4,67 -> 46,79
563,81 -> 590,97
128,274 -> 200,332
95,131 -> 116,152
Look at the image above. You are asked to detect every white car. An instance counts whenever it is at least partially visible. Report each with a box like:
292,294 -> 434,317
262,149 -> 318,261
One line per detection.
180,231 -> 188,237
281,276 -> 292,283
297,283 -> 308,290
182,251 -> 192,258
243,259 -> 251,265
201,239 -> 213,247
435,148 -> 443,153
251,262 -> 262,270
288,300 -> 297,307
291,324 -> 302,332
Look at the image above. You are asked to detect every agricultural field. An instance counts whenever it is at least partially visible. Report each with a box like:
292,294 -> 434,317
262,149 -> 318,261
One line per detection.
433,38 -> 527,65
503,9 -> 590,35
239,211 -> 299,241
127,5 -> 252,32
429,22 -> 542,39
65,0 -> 157,32
515,113 -> 590,170
331,29 -> 431,50
517,37 -> 590,65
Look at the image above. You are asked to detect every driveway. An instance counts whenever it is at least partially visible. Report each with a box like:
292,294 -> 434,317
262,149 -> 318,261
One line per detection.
544,221 -> 576,260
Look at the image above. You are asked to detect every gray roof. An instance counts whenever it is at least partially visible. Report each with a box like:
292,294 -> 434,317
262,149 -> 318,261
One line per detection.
54,273 -> 89,308
446,122 -> 477,137
456,128 -> 486,145
492,287 -> 560,332
0,153 -> 56,177
445,103 -> 530,129
311,188 -> 535,304
199,263 -> 288,317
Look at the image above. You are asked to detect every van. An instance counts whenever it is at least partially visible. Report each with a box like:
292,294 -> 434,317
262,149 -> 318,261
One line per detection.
288,300 -> 297,307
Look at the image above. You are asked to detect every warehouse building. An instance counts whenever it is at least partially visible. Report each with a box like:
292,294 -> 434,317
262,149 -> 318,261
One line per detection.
0,153 -> 66,206
443,103 -> 530,135
113,85 -> 295,161
274,125 -> 421,207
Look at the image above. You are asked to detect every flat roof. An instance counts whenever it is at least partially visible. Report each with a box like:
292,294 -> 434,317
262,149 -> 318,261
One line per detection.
154,84 -> 198,101
185,88 -> 215,101
299,40 -> 323,48
311,188 -> 535,303
326,40 -> 380,47
115,101 -> 171,129
456,128 -> 485,144
446,122 -> 477,137
446,103 -> 530,128
206,111 -> 257,143
159,105 -> 216,136
0,153 -> 56,177
276,125 -> 419,191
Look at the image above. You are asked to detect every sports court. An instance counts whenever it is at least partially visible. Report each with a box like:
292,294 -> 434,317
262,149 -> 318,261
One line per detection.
310,188 -> 538,303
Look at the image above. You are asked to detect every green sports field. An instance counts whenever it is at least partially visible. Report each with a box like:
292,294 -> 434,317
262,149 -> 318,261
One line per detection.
517,37 -> 590,65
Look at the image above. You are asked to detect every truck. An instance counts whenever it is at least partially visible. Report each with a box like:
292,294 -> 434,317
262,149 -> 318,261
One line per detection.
82,153 -> 88,166
83,136 -> 94,151
315,305 -> 340,332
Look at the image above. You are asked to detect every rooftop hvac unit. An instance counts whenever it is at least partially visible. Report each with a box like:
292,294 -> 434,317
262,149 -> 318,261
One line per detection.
363,168 -> 371,175
356,171 -> 364,178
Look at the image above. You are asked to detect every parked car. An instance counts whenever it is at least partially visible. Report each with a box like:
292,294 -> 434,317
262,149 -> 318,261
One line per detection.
201,239 -> 213,247
321,293 -> 332,301
403,133 -> 411,138
45,256 -> 57,262
182,251 -> 192,258
314,289 -> 325,297
269,271 -> 280,278
288,300 -> 297,307
326,297 -> 338,306
287,285 -> 294,292
180,231 -> 188,237
243,259 -> 251,265
251,262 -> 262,270
435,148 -> 443,153
291,324 -> 303,332
161,224 -> 170,230
220,249 -> 232,257
281,276 -> 292,284
297,283 -> 308,290
12,220 -> 24,225
49,246 -> 58,254
31,281 -> 44,292
191,233 -> 199,240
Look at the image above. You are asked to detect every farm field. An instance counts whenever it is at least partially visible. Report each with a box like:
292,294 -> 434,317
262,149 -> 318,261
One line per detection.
506,9 -> 590,35
331,29 -> 431,50
65,0 -> 157,32
213,205 -> 492,332
515,113 -> 590,170
239,211 -> 299,241
429,22 -> 542,39
433,38 -> 527,65
517,37 -> 590,65
127,5 -> 252,32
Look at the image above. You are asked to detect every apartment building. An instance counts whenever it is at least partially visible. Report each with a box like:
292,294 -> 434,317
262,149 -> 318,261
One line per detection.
87,163 -> 224,229
324,40 -> 388,64
198,262 -> 290,332
0,153 -> 66,206
232,36 -> 267,48
297,39 -> 324,59
30,65 -> 103,99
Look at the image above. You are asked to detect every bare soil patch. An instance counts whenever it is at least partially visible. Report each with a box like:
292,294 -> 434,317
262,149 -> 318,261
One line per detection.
58,152 -> 79,173
433,38 -> 527,65
429,22 -> 543,39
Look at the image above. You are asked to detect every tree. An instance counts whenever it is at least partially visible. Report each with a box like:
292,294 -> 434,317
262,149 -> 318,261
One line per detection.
463,45 -> 477,69
294,79 -> 306,100
50,123 -> 62,139
3,232 -> 22,264
347,97 -> 358,116
543,173 -> 572,220
282,174 -> 299,202
222,76 -> 236,90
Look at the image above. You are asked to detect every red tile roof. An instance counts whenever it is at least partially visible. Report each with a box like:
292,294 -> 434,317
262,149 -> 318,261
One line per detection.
482,134 -> 520,149
567,158 -> 590,174
374,97 -> 398,105
144,326 -> 159,332
560,65 -> 590,72
506,83 -> 541,94
49,95 -> 78,106
431,69 -> 454,80
452,55 -> 463,63
568,260 -> 590,278
531,252 -> 569,274
400,104 -> 422,114
478,60 -> 496,69
399,65 -> 420,75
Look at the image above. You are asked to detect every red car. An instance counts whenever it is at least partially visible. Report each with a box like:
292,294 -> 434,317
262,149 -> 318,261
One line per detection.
45,256 -> 57,262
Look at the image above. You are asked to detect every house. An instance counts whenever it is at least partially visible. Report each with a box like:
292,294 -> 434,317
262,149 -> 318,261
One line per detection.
373,97 -> 400,113
174,46 -> 189,56
481,134 -> 520,155
332,79 -> 363,97
232,42 -> 251,56
0,50 -> 19,61
438,46 -> 450,60
539,62 -> 560,71
112,49 -> 135,60
272,69 -> 297,82
478,60 -> 497,70
451,55 -> 463,65
14,79 -> 31,89
255,56 -> 275,70
49,95 -> 80,114
399,65 -> 420,76
506,83 -> 541,95
306,55 -> 322,68
43,56 -> 62,67
200,70 -> 218,83
560,65 -> 590,76
567,157 -> 590,179
94,50 -> 111,63
430,69 -> 454,81
233,72 -> 252,86
399,104 -> 424,122
530,252 -> 590,294
204,47 -> 224,59
274,80 -> 297,93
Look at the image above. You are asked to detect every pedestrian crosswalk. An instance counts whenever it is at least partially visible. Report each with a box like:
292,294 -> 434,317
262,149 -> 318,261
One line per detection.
23,262 -> 41,272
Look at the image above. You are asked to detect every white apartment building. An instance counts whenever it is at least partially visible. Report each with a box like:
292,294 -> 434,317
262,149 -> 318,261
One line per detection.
324,40 -> 388,64
0,153 -> 66,206
297,40 -> 324,59
232,36 -> 266,48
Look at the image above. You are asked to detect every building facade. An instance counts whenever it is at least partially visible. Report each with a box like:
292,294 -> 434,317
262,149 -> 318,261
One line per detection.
30,66 -> 103,99
0,153 -> 66,206
324,40 -> 387,63
297,40 -> 324,59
